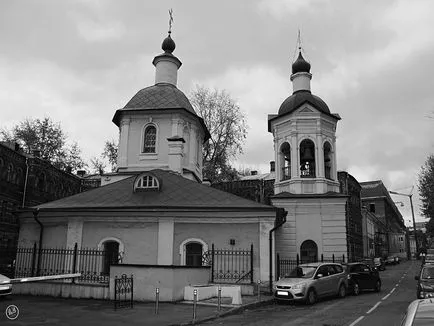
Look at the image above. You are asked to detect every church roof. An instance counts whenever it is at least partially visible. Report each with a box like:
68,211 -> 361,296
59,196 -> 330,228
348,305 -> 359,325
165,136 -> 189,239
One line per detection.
123,83 -> 196,113
360,180 -> 388,198
278,90 -> 331,116
34,169 -> 275,211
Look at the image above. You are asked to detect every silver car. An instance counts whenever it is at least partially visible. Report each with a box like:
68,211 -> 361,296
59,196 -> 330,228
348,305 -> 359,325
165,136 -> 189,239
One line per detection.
274,262 -> 348,304
0,273 -> 12,296
400,299 -> 434,325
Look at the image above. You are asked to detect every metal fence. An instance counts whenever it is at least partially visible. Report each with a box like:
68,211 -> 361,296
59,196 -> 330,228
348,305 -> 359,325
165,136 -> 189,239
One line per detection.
114,274 -> 134,310
276,253 -> 348,279
203,244 -> 253,284
3,243 -> 118,284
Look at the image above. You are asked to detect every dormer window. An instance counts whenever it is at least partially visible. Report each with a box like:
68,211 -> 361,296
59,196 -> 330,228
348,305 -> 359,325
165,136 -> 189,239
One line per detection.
143,125 -> 156,153
135,174 -> 160,191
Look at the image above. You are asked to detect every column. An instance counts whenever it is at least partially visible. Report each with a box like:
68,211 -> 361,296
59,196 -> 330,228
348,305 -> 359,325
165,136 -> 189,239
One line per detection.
117,118 -> 130,168
157,219 -> 175,265
259,221 -> 275,287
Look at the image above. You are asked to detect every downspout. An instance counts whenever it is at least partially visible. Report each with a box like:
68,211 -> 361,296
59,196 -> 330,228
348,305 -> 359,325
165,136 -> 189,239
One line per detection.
33,208 -> 43,275
22,157 -> 30,208
269,208 -> 287,294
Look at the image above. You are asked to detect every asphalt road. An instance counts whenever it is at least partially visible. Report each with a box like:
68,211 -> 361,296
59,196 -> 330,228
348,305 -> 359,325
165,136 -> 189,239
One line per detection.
203,259 -> 420,326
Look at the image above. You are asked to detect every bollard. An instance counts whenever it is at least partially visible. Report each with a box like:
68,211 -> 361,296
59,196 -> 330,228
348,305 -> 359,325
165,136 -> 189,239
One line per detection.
193,289 -> 198,323
217,286 -> 222,311
257,279 -> 261,301
155,287 -> 159,315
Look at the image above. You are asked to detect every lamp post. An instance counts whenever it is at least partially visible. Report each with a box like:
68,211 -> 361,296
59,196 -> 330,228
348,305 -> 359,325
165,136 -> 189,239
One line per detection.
389,190 -> 419,255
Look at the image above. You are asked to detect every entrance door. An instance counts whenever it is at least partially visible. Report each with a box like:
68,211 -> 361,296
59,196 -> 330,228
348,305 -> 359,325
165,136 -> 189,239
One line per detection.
185,242 -> 203,266
103,241 -> 119,275
300,240 -> 318,263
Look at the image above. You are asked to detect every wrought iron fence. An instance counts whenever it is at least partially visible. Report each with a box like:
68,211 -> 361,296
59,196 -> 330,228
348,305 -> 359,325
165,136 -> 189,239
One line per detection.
276,253 -> 348,279
203,244 -> 253,284
114,274 -> 134,310
3,243 -> 118,284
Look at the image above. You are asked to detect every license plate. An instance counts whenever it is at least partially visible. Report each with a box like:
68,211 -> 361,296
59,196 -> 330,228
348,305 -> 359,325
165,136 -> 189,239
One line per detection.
277,291 -> 289,296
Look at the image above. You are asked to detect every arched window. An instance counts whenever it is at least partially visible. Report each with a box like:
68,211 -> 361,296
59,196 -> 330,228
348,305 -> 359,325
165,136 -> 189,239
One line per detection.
300,139 -> 316,178
179,238 -> 208,266
16,167 -> 23,185
143,125 -> 157,153
38,173 -> 46,192
324,142 -> 332,180
280,142 -> 291,181
135,173 -> 160,191
300,240 -> 318,263
6,164 -> 13,183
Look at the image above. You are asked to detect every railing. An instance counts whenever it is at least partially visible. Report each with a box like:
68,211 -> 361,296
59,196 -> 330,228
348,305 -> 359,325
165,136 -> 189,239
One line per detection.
7,243 -> 117,285
114,274 -> 134,310
276,253 -> 348,279
203,244 -> 254,284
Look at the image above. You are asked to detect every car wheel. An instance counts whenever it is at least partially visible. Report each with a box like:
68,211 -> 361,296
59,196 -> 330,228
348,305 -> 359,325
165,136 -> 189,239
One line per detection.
353,282 -> 360,296
306,289 -> 317,305
375,280 -> 381,292
338,284 -> 346,298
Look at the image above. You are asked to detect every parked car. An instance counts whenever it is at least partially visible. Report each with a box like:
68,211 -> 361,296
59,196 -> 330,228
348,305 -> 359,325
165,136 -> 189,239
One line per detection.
385,256 -> 397,265
395,256 -> 400,264
360,258 -> 378,271
374,257 -> 386,271
416,264 -> 434,299
274,262 -> 348,305
400,299 -> 434,325
344,262 -> 382,295
0,273 -> 12,297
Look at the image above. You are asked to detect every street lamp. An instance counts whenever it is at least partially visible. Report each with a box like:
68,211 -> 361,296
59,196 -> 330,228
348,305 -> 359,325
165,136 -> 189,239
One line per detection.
389,190 -> 419,254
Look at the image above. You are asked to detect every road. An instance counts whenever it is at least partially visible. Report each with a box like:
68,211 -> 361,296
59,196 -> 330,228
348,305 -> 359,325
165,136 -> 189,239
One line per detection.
203,259 -> 420,326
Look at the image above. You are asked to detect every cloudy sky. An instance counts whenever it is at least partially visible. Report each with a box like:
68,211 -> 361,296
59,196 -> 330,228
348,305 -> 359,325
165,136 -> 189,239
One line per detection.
1,0 -> 433,223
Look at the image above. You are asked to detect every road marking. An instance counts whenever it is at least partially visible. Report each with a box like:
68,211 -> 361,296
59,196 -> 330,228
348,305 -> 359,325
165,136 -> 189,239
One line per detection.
382,293 -> 391,300
348,316 -> 365,326
395,283 -> 399,287
391,288 -> 396,294
367,301 -> 382,314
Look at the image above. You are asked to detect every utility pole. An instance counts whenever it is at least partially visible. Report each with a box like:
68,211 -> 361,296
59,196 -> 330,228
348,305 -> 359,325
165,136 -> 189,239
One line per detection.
389,190 -> 419,256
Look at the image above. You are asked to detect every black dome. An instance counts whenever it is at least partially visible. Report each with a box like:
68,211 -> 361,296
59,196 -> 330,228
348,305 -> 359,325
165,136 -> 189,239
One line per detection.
123,84 -> 196,114
292,52 -> 311,74
278,90 -> 330,116
162,34 -> 176,53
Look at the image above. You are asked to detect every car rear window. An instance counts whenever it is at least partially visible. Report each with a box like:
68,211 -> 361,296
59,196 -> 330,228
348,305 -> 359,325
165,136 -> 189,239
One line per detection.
421,267 -> 434,279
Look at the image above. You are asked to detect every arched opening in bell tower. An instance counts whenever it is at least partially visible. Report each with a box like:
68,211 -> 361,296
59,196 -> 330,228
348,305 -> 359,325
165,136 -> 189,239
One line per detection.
279,142 -> 291,181
324,142 -> 332,180
300,139 -> 315,178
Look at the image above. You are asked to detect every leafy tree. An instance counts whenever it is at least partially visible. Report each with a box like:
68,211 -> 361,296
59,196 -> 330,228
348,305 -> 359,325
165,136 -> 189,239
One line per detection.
418,154 -> 434,235
102,140 -> 118,172
189,85 -> 248,183
0,117 -> 85,172
89,157 -> 106,175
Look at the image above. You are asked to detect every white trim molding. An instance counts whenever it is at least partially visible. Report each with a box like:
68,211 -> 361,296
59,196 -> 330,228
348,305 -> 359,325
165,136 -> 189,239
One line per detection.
179,238 -> 208,266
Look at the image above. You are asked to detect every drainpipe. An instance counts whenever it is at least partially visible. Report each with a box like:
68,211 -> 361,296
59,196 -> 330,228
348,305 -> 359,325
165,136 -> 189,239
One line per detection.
269,208 -> 287,294
33,208 -> 43,276
22,157 -> 30,208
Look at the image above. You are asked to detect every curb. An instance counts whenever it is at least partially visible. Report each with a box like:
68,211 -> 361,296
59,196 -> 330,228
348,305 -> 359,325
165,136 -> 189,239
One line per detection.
170,298 -> 274,326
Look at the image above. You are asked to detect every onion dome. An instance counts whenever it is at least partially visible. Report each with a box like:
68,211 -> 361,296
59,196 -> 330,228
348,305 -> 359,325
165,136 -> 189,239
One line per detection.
162,33 -> 176,53
292,51 -> 311,74
278,90 -> 330,116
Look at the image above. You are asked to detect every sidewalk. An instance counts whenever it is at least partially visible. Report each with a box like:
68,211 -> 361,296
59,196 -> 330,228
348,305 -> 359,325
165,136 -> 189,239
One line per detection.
0,294 -> 274,326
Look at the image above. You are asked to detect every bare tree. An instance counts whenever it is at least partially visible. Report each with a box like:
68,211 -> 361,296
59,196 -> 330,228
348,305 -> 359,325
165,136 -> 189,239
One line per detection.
190,85 -> 248,183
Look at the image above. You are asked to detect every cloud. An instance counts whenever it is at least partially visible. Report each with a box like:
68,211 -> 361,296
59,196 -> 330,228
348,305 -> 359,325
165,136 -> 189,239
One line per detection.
76,20 -> 126,42
257,0 -> 331,17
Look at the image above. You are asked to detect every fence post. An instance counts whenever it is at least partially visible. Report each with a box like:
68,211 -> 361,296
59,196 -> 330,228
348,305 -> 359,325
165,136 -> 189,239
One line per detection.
343,254 -> 345,263
155,287 -> 159,314
211,244 -> 215,283
72,243 -> 78,283
217,286 -> 221,312
276,253 -> 280,280
250,244 -> 254,284
332,254 -> 335,263
31,242 -> 37,277
296,253 -> 299,266
193,289 -> 198,323
36,243 -> 42,276
321,253 -> 324,262
257,279 -> 261,301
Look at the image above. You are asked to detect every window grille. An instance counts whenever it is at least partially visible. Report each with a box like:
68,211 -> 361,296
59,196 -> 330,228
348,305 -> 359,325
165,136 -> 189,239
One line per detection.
143,125 -> 156,153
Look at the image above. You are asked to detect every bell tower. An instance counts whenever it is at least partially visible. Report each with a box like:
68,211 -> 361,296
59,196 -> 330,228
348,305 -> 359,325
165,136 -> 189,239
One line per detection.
268,50 -> 341,195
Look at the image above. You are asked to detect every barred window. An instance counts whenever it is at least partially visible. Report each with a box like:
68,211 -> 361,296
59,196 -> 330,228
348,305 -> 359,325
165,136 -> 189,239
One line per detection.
143,125 -> 156,153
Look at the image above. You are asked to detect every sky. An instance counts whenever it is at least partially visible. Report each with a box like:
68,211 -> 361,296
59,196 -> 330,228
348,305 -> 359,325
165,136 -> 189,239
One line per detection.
1,0 -> 433,224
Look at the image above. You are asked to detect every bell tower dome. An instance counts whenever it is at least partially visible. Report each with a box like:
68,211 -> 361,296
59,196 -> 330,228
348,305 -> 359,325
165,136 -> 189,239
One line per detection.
267,49 -> 341,195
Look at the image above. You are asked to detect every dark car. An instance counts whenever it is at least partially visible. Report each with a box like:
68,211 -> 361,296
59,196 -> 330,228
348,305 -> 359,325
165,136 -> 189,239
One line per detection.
416,264 -> 434,299
360,258 -> 377,271
344,263 -> 381,295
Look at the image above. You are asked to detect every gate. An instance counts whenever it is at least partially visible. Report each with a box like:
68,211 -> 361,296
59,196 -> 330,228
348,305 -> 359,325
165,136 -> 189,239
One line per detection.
114,274 -> 134,309
203,244 -> 253,284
